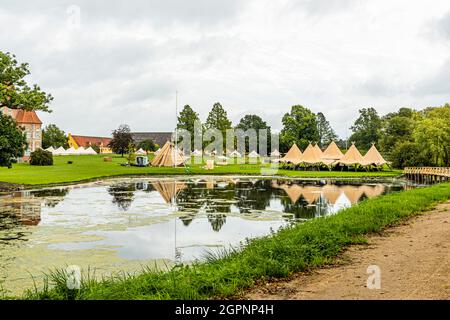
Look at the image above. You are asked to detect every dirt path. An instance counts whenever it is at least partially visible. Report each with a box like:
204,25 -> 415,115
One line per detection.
246,202 -> 450,300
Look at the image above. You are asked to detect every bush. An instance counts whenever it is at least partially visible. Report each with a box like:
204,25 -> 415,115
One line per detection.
30,149 -> 53,166
390,141 -> 432,169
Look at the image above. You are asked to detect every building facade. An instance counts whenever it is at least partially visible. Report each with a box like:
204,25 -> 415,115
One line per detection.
68,133 -> 112,153
0,106 -> 42,161
131,132 -> 173,148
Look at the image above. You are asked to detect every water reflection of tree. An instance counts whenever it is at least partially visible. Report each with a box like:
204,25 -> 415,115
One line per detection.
207,214 -> 227,232
108,184 -> 136,211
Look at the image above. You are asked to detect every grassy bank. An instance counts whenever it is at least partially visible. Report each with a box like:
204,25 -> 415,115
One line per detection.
0,155 -> 400,186
23,182 -> 450,300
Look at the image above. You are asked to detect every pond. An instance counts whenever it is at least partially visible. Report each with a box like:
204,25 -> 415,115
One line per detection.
0,176 -> 412,295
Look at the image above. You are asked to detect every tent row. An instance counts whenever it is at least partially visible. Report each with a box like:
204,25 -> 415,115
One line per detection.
45,146 -> 98,155
160,149 -> 281,158
279,141 -> 389,168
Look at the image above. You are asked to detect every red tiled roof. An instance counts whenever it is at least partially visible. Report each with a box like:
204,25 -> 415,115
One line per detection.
71,135 -> 112,147
14,110 -> 42,124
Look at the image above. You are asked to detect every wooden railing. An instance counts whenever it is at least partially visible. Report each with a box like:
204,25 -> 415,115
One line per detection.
404,167 -> 450,177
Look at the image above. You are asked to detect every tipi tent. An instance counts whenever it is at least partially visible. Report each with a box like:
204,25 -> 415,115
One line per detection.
321,141 -> 344,161
248,150 -> 259,158
135,148 -> 146,155
339,143 -> 364,166
151,141 -> 186,167
299,143 -> 323,165
229,150 -> 242,157
362,144 -> 388,167
280,144 -> 303,165
154,148 -> 162,156
84,147 -> 97,155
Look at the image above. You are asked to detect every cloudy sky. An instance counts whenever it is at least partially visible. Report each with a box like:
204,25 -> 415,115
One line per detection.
1,0 -> 450,138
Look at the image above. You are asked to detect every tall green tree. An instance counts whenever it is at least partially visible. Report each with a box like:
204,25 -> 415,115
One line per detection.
137,139 -> 157,152
316,112 -> 337,148
204,102 -> 232,149
109,124 -> 134,157
280,105 -> 319,151
177,105 -> 200,150
379,107 -> 415,154
0,113 -> 27,168
349,107 -> 382,151
42,124 -> 68,149
413,104 -> 450,166
0,51 -> 53,112
235,114 -> 271,152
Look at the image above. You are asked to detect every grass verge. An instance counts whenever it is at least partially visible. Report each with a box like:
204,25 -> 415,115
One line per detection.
22,182 -> 450,300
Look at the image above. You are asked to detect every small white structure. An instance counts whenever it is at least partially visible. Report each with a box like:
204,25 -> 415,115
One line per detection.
45,146 -> 55,153
205,159 -> 215,170
248,150 -> 260,158
229,150 -> 242,157
53,146 -> 66,155
65,147 -> 78,155
191,149 -> 202,156
135,156 -> 149,167
270,149 -> 281,157
77,146 -> 86,155
135,148 -> 146,155
84,147 -> 97,155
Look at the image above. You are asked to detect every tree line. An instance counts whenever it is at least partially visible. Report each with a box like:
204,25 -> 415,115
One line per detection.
1,51 -> 449,168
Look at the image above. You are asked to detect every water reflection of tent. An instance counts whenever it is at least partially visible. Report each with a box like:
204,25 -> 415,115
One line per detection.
342,185 -> 365,204
301,186 -> 321,204
321,184 -> 342,205
278,184 -> 321,205
280,185 -> 303,204
360,185 -> 385,198
151,180 -> 186,203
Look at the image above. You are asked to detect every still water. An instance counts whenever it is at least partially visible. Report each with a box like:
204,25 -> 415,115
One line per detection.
0,176 -> 410,294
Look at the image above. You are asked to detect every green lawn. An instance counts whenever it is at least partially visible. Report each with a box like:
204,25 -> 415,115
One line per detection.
0,155 -> 401,186
21,182 -> 450,300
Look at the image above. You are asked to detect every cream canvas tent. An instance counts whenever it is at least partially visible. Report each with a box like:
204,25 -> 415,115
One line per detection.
280,144 -> 303,165
322,141 -> 344,161
154,148 -> 162,156
84,147 -> 97,155
299,143 -> 323,165
339,143 -> 364,166
229,150 -> 242,157
248,150 -> 259,158
362,144 -> 389,167
135,148 -> 146,155
151,141 -> 186,167
53,146 -> 66,155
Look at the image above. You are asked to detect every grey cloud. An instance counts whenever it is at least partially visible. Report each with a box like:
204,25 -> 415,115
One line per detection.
435,10 -> 450,40
415,58 -> 450,95
288,0 -> 364,15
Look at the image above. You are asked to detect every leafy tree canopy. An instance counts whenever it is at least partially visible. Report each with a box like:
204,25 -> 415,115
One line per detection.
137,139 -> 157,152
316,112 -> 337,148
0,51 -> 53,112
0,113 -> 27,168
349,107 -> 382,152
42,124 -> 68,149
109,124 -> 133,157
235,114 -> 271,152
280,105 -> 318,151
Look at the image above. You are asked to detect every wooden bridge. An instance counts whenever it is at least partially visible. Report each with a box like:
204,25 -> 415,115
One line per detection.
403,167 -> 450,183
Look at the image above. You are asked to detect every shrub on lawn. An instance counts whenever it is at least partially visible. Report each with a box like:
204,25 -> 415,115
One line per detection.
29,149 -> 53,166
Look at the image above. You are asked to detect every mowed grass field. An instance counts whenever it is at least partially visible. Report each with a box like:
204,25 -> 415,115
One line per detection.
0,154 -> 401,186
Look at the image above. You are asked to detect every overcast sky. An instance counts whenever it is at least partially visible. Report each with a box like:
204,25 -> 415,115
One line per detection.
1,0 -> 450,138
